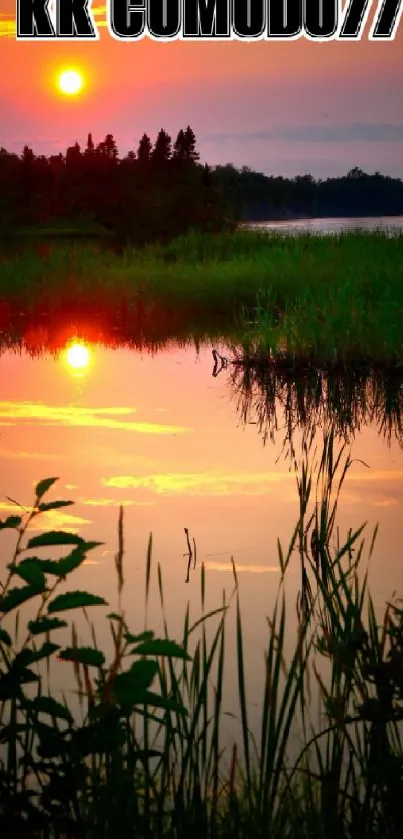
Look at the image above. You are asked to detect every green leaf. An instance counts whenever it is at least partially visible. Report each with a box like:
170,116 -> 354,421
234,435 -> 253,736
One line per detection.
130,639 -> 191,660
124,630 -> 154,645
26,531 -> 85,549
38,500 -> 74,512
0,667 -> 39,699
28,617 -> 67,636
59,647 -> 105,667
36,722 -> 69,758
29,696 -> 73,723
35,477 -> 59,499
0,515 -> 22,530
0,585 -> 44,614
47,591 -> 107,613
15,643 -> 60,667
39,543 -> 103,578
114,659 -> 158,691
137,690 -> 188,714
10,558 -> 46,589
0,628 -> 12,645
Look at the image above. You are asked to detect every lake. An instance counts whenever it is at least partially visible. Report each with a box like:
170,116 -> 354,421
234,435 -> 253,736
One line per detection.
1,337 -> 402,743
242,214 -> 403,235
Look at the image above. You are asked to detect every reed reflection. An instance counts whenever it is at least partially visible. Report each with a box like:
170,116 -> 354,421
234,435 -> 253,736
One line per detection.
214,348 -> 403,449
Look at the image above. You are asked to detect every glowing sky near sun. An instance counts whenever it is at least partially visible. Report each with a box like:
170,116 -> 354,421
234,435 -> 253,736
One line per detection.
0,1 -> 402,176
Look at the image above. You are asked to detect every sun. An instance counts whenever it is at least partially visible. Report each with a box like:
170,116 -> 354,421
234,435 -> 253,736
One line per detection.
66,343 -> 90,370
58,69 -> 84,96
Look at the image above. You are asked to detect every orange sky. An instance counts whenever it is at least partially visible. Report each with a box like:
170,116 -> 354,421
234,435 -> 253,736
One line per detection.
0,1 -> 402,176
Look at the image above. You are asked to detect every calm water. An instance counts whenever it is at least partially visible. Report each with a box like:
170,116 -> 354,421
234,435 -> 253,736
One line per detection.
243,215 -> 403,235
1,340 -> 402,739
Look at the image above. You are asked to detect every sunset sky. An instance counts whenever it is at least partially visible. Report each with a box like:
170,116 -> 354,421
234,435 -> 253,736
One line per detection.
0,1 -> 402,178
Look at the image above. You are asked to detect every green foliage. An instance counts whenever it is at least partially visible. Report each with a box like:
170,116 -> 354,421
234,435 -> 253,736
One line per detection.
0,477 -> 191,837
26,531 -> 86,549
0,584 -> 45,613
9,557 -> 47,588
0,515 -> 22,530
128,638 -> 192,659
28,616 -> 67,635
35,477 -> 59,499
47,591 -> 107,612
29,695 -> 73,723
59,646 -> 105,667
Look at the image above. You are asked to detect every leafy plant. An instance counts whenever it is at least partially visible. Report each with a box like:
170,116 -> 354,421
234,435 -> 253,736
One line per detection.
0,478 -> 190,836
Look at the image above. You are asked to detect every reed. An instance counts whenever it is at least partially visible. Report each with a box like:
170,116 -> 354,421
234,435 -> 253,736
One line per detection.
0,430 -> 402,837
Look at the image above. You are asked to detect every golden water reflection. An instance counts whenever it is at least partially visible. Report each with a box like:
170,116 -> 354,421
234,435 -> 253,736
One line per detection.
0,338 -> 403,742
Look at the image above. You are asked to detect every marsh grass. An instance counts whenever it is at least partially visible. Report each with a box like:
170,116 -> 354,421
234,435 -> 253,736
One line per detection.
1,230 -> 403,364
1,432 -> 403,837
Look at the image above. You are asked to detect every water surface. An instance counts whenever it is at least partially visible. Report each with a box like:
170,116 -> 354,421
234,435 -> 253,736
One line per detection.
0,340 -> 402,738
243,215 -> 403,235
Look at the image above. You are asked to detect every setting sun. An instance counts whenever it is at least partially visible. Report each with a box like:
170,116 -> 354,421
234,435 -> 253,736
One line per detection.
58,69 -> 84,97
66,343 -> 90,370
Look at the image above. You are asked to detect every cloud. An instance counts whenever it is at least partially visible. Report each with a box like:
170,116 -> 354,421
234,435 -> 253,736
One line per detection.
81,497 -> 153,507
28,509 -> 91,532
205,561 -> 280,573
0,402 -> 190,435
0,448 -> 66,461
0,501 -> 30,513
102,470 -> 294,496
0,13 -> 15,38
204,124 -> 403,145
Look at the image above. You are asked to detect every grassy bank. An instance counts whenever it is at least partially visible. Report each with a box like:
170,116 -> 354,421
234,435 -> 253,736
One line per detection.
1,432 -> 403,837
1,230 -> 403,364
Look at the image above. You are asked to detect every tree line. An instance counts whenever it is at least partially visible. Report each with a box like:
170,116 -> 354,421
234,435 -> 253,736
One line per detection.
215,164 -> 403,221
0,127 -> 402,243
0,127 -> 228,243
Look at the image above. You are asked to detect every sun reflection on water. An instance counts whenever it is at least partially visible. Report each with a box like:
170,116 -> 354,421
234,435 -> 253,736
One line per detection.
64,341 -> 92,377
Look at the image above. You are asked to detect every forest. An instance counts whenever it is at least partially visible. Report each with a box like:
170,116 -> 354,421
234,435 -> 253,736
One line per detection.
0,127 -> 402,243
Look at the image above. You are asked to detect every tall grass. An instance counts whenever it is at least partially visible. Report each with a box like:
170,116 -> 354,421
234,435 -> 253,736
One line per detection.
1,431 -> 403,837
1,230 -> 403,363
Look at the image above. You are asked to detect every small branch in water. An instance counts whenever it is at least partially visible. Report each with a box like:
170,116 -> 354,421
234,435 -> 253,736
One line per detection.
183,527 -> 197,582
212,348 -> 228,377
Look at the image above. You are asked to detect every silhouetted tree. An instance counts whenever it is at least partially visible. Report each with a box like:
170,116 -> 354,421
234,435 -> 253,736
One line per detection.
137,133 -> 152,166
85,133 -> 95,156
98,134 -> 118,161
152,129 -> 172,168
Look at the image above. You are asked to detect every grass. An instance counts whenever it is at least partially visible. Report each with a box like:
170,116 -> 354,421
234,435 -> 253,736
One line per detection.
0,230 -> 403,364
1,431 -> 403,837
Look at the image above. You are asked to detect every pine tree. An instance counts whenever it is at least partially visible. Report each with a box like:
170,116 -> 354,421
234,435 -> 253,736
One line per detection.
173,127 -> 200,165
137,133 -> 152,166
151,129 -> 172,167
85,133 -> 95,155
183,126 -> 199,164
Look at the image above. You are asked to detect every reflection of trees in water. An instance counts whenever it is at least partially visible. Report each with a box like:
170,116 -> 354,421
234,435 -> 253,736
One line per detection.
216,350 -> 403,449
